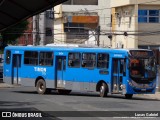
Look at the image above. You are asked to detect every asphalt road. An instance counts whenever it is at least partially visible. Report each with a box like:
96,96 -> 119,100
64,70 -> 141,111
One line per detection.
0,86 -> 160,120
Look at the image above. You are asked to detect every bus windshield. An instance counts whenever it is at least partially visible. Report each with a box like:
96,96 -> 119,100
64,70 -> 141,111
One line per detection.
129,58 -> 156,78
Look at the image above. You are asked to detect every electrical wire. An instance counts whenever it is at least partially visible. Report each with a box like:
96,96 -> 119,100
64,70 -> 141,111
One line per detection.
3,0 -> 160,45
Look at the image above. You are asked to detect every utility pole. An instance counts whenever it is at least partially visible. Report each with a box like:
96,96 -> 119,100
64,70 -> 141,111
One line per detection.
53,7 -> 54,43
25,34 -> 28,45
97,26 -> 100,46
35,14 -> 40,45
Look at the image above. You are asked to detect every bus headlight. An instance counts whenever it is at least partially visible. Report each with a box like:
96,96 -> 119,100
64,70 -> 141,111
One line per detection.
128,80 -> 154,89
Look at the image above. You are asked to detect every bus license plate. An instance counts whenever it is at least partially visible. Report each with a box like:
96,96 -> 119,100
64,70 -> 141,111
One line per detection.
141,89 -> 146,91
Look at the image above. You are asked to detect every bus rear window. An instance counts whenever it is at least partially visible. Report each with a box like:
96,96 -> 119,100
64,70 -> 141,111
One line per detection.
24,51 -> 38,65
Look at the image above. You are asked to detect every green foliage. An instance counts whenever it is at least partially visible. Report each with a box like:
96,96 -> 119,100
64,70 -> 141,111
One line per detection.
0,50 -> 3,54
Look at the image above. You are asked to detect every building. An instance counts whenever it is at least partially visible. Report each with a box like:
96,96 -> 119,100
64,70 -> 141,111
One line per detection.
31,0 -> 111,47
98,0 -> 112,47
54,0 -> 98,45
17,17 -> 33,45
54,0 -> 111,47
111,0 -> 160,49
33,9 -> 54,46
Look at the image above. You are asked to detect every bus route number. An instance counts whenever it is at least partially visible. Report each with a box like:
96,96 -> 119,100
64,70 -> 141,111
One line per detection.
59,52 -> 64,55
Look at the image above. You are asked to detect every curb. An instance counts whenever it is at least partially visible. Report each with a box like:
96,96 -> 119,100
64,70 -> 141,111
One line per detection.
0,83 -> 14,88
140,93 -> 160,100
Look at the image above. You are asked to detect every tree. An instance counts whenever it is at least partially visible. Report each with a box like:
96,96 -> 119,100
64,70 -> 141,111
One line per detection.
0,20 -> 29,50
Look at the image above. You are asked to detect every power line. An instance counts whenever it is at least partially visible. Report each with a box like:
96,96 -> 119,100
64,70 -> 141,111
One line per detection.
128,36 -> 160,45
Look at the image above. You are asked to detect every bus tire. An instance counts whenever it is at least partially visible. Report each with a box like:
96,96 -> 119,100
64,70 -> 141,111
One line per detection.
58,90 -> 71,95
100,83 -> 108,97
125,94 -> 133,99
36,79 -> 46,94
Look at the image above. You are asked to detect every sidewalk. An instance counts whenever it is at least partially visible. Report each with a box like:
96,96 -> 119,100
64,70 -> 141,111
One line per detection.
0,80 -> 13,88
142,92 -> 160,100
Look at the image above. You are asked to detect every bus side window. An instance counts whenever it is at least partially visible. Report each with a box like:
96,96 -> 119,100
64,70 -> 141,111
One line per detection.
68,52 -> 80,68
97,53 -> 109,69
82,53 -> 96,68
24,51 -> 38,65
39,52 -> 53,66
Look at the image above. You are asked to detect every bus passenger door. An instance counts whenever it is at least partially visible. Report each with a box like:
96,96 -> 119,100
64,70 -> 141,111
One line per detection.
112,58 -> 126,93
55,56 -> 66,88
12,54 -> 21,84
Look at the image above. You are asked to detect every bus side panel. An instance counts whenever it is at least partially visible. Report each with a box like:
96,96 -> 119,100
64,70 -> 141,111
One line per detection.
19,50 -> 55,88
3,50 -> 12,84
4,50 -> 23,85
63,68 -> 110,92
20,65 -> 55,88
45,66 -> 55,89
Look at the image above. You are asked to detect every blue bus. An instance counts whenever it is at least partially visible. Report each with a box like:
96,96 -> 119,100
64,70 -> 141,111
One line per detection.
3,45 -> 157,99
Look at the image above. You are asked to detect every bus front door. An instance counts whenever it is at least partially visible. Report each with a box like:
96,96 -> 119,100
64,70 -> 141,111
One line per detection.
12,54 -> 21,84
55,56 -> 66,88
112,59 -> 126,93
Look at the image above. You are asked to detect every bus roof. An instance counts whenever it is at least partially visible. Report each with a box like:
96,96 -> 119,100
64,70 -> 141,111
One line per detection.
4,45 -> 152,54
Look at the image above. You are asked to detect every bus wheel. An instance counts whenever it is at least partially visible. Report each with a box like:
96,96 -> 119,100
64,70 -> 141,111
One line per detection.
100,83 -> 108,97
58,90 -> 71,95
36,79 -> 46,94
125,94 -> 133,99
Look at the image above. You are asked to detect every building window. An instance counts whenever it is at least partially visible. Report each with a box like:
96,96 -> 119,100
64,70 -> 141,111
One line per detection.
138,10 -> 147,23
138,17 -> 148,23
46,9 -> 54,19
149,10 -> 159,23
68,52 -> 80,67
46,28 -> 52,36
39,52 -> 53,66
24,51 -> 38,65
82,53 -> 96,68
138,9 -> 159,23
64,23 -> 89,39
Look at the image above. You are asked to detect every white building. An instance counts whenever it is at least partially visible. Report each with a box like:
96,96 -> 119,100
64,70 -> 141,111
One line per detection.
33,0 -> 160,48
111,0 -> 160,49
54,0 -> 98,45
54,0 -> 111,47
32,0 -> 112,47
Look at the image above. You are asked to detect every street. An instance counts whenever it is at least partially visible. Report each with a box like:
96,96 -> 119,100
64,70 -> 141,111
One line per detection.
0,85 -> 160,120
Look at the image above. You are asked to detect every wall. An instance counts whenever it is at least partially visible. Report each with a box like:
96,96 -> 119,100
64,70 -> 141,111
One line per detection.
98,0 -> 111,47
112,5 -> 138,48
138,5 -> 160,46
54,18 -> 66,43
111,0 -> 160,8
17,17 -> 33,45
